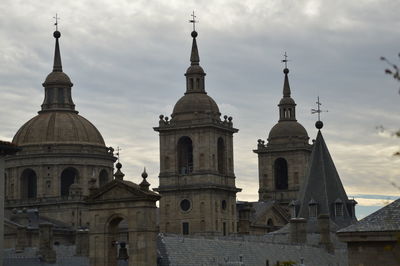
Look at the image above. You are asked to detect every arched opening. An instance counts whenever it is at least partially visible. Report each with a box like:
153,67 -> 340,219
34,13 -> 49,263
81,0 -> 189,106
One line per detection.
99,169 -> 109,187
107,216 -> 129,266
274,158 -> 288,190
267,219 -> 274,226
21,169 -> 37,199
60,167 -> 78,197
177,137 -> 193,174
217,137 -> 225,174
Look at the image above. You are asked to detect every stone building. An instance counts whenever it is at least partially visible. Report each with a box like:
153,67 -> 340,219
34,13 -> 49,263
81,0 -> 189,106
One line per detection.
154,30 -> 241,236
4,29 -> 116,229
254,67 -> 312,206
0,141 -> 20,266
338,198 -> 400,266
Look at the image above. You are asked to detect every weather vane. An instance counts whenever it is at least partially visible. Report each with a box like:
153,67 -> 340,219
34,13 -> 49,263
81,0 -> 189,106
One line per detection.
116,146 -> 122,162
311,96 -> 328,121
281,52 -> 289,68
53,13 -> 60,31
189,11 -> 197,31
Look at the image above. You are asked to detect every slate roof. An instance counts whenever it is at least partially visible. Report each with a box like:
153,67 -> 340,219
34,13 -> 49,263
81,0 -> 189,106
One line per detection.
338,198 -> 400,233
7,209 -> 73,231
297,129 -> 355,228
157,234 -> 347,266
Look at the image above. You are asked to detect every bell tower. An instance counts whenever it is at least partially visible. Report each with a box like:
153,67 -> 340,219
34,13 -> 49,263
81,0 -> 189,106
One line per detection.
154,26 -> 241,236
254,61 -> 312,207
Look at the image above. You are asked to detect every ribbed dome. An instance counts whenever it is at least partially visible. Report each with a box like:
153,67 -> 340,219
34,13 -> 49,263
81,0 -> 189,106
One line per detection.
268,121 -> 309,144
172,93 -> 220,121
13,111 -> 105,146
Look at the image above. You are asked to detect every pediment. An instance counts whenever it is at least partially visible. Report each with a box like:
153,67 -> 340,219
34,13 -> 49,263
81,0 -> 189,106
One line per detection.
88,179 -> 159,202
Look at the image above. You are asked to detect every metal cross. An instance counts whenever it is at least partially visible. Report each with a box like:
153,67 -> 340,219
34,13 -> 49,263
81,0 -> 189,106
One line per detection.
281,52 -> 289,68
116,146 -> 122,162
189,11 -> 197,31
311,96 -> 328,121
53,13 -> 60,31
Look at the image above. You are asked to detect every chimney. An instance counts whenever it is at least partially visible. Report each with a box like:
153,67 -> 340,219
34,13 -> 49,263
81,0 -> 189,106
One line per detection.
75,228 -> 89,256
318,214 -> 333,253
237,203 -> 252,234
289,218 -> 307,244
38,222 -> 56,263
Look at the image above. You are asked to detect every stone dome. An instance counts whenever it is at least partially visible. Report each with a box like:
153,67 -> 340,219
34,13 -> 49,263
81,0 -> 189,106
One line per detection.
13,111 -> 105,146
44,71 -> 72,85
171,93 -> 220,121
268,120 -> 309,144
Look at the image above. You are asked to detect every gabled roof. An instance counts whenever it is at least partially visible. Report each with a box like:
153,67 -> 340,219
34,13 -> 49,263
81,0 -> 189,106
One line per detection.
87,178 -> 160,202
297,129 -> 355,228
338,198 -> 400,233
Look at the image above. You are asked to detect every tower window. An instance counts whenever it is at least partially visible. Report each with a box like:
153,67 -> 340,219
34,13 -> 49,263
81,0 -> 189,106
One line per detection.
221,200 -> 227,210
217,137 -> 226,174
21,169 -> 37,199
189,78 -> 194,90
182,222 -> 189,235
177,137 -> 193,174
61,167 -> 78,197
274,158 -> 288,190
196,78 -> 200,89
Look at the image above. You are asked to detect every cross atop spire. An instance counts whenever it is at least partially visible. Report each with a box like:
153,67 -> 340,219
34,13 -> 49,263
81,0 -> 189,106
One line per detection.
311,96 -> 328,129
116,146 -> 122,162
189,11 -> 197,31
281,52 -> 290,69
53,13 -> 60,31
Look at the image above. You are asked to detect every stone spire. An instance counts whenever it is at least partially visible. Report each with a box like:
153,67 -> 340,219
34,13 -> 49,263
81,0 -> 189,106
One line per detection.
278,67 -> 297,121
184,30 -> 206,94
40,30 -> 76,113
139,167 -> 150,191
114,162 -> 125,180
297,122 -> 357,228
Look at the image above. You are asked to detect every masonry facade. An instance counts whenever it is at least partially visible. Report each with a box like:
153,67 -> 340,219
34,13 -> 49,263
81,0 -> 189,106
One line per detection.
154,30 -> 241,236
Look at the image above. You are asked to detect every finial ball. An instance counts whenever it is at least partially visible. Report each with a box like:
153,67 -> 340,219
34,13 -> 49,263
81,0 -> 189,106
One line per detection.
53,30 -> 61,39
191,31 -> 198,38
283,68 -> 289,74
142,171 -> 148,179
315,120 -> 323,129
116,162 -> 122,169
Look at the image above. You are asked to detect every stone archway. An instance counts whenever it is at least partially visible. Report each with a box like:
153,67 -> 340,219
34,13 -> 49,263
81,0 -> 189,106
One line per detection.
106,215 -> 129,266
87,177 -> 160,266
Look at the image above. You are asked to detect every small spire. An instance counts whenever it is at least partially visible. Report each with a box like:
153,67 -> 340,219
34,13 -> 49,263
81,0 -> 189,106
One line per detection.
311,96 -> 328,130
52,14 -> 62,72
189,12 -> 199,65
282,52 -> 291,97
114,162 -> 125,180
139,167 -> 150,190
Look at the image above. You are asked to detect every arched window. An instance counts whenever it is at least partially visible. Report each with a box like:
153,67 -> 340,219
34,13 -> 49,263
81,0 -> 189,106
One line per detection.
267,218 -> 274,227
21,169 -> 37,199
177,137 -> 193,174
217,137 -> 225,174
274,158 -> 288,190
99,169 -> 109,187
61,167 -> 78,197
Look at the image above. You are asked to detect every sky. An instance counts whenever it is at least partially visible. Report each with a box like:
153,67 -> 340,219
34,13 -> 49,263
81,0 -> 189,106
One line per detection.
0,0 -> 399,219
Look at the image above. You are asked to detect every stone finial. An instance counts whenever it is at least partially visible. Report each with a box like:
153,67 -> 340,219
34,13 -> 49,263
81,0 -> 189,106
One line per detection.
139,167 -> 150,191
114,162 -> 125,180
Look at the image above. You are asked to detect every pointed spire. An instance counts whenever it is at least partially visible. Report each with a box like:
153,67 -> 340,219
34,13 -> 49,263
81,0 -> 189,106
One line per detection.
283,68 -> 291,97
53,30 -> 62,72
190,31 -> 200,65
139,167 -> 150,191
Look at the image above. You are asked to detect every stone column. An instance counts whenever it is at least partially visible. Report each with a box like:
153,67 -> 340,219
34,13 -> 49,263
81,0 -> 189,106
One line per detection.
38,222 -> 56,263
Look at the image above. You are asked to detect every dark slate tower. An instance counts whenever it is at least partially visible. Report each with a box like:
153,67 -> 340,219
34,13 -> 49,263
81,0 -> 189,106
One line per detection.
254,64 -> 312,207
154,28 -> 241,236
295,120 -> 357,229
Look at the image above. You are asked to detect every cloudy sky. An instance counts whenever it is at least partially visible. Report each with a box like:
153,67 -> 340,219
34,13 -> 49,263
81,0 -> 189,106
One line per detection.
0,0 -> 399,219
